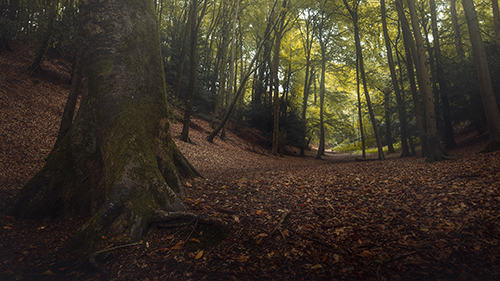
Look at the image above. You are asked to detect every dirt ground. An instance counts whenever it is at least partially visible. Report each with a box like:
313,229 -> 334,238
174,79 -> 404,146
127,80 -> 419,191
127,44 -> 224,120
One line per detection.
1,42 -> 500,280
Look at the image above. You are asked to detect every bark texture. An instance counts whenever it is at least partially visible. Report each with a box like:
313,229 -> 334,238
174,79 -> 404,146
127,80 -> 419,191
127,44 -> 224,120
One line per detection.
4,0 -> 197,253
462,0 -> 500,151
408,0 -> 445,161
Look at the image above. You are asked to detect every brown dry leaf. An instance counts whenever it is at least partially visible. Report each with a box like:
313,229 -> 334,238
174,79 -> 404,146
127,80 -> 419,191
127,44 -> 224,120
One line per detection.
189,238 -> 200,243
358,250 -> 374,258
237,254 -> 250,263
254,233 -> 268,244
171,241 -> 184,250
194,250 -> 204,259
41,270 -> 54,276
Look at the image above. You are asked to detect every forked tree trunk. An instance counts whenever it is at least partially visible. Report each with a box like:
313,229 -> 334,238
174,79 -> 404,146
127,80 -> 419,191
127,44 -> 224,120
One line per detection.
408,0 -> 445,162
3,0 -> 198,253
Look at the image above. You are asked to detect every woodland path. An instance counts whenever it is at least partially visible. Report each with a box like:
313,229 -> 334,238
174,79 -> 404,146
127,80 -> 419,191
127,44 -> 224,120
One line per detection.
1,42 -> 500,280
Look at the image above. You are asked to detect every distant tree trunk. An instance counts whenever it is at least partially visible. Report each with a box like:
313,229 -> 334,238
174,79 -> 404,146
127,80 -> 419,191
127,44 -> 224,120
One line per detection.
462,0 -> 500,151
408,0 -> 445,161
271,0 -> 288,155
207,0 -> 279,142
430,0 -> 456,149
381,0 -> 410,157
30,1 -> 58,73
492,0 -> 500,48
344,0 -> 384,160
450,0 -> 466,62
221,0 -> 240,140
299,17 -> 314,157
383,89 -> 396,154
211,21 -> 229,128
396,0 -> 428,157
172,5 -> 191,99
316,44 -> 326,159
356,55 -> 366,158
180,0 -> 198,143
4,0 -> 199,253
180,0 -> 208,143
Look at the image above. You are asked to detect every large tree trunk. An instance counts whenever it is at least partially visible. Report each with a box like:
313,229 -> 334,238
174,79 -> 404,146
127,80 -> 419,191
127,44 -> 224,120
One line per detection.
3,0 -> 198,253
462,0 -> 500,151
408,0 -> 445,162
381,0 -> 410,157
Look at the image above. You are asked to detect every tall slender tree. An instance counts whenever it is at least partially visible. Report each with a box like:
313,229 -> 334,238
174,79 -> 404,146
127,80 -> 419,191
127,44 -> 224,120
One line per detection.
430,0 -> 456,148
450,0 -> 466,62
343,0 -> 384,160
272,0 -> 289,155
180,0 -> 209,143
381,0 -> 410,157
462,0 -> 500,151
396,0 -> 428,157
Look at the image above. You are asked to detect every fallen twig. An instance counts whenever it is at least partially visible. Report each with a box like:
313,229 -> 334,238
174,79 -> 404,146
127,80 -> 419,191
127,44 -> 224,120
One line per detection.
270,209 -> 291,237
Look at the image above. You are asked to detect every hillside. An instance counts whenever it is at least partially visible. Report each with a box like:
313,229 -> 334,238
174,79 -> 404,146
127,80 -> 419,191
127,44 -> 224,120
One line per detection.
1,42 -> 500,281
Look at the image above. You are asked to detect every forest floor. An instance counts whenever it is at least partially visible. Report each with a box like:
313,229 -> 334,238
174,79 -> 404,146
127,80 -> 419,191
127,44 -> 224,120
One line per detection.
1,42 -> 500,281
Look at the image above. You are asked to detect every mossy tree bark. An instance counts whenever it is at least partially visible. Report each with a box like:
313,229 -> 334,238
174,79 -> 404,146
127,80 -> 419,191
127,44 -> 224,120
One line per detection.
3,0 -> 198,253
